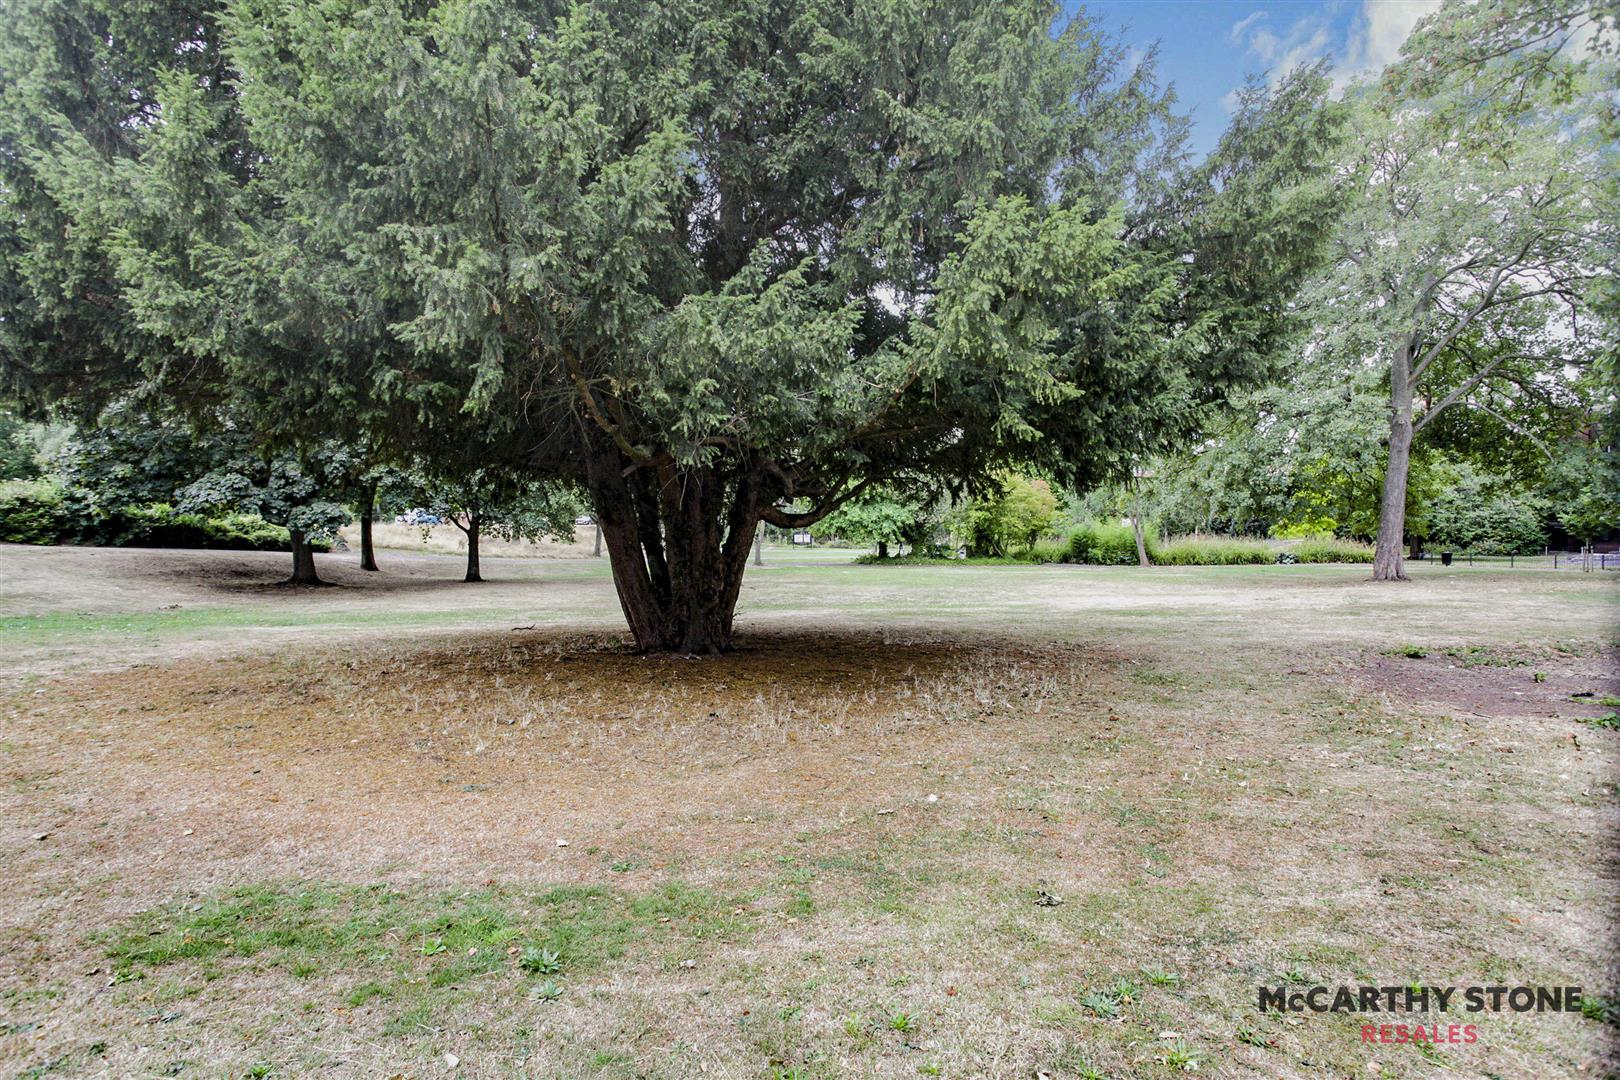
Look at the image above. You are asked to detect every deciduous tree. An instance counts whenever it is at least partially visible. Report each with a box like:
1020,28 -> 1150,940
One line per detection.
1308,0 -> 1616,579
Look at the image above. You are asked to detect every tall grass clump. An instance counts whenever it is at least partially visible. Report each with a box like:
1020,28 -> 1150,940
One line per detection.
1025,539 -> 1068,564
1066,521 -> 1155,565
1155,535 -> 1274,565
1292,535 -> 1375,563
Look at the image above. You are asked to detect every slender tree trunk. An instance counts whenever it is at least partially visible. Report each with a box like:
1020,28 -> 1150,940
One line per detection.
1374,338 -> 1415,581
463,514 -> 482,582
877,540 -> 889,559
359,485 -> 379,572
287,528 -> 322,585
1130,492 -> 1150,567
593,521 -> 603,557
753,521 -> 763,566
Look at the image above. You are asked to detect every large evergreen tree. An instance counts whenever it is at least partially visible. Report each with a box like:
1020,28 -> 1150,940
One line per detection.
3,0 -> 1341,651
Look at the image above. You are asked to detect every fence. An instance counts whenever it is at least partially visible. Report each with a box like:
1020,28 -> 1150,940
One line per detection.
1410,549 -> 1617,571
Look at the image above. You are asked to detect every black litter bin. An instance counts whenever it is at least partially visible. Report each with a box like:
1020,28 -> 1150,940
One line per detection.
1441,551 -> 1453,566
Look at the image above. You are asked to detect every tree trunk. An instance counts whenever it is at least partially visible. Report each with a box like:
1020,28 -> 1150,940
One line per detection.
753,521 -> 763,566
287,528 -> 323,585
1130,493 -> 1150,567
359,486 -> 379,572
877,540 -> 889,559
593,521 -> 603,557
463,514 -> 482,582
1374,338 -> 1415,581
586,451 -> 760,654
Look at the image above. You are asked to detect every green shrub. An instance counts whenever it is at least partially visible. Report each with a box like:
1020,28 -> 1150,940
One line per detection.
102,503 -> 302,551
1155,535 -> 1274,565
1065,521 -> 1156,565
0,479 -> 71,544
1025,539 -> 1068,564
1,487 -> 316,552
1292,535 -> 1374,563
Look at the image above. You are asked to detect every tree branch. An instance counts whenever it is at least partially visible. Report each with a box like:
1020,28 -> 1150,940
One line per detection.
1412,351 -> 1540,433
562,345 -> 653,467
1463,400 -> 1557,463
759,476 -> 880,529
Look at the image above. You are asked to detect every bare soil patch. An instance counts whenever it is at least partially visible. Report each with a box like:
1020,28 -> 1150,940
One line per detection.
2,628 -> 1123,916
1354,644 -> 1619,719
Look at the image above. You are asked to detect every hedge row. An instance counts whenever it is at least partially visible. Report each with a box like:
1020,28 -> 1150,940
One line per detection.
0,481 -> 303,551
1065,523 -> 1374,565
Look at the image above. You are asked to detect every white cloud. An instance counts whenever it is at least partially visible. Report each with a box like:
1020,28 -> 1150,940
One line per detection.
1228,11 -> 1267,45
1333,0 -> 1443,87
1224,0 -> 1443,109
1229,10 -> 1333,87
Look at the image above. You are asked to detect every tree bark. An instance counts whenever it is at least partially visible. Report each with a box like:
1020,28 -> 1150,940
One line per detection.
1130,492 -> 1150,567
753,521 -> 763,566
463,514 -> 482,582
1374,337 -> 1415,581
593,521 -> 603,557
877,540 -> 889,559
359,485 -> 379,572
287,528 -> 323,585
586,451 -> 760,654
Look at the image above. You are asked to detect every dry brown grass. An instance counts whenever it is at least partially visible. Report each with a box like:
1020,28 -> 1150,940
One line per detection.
0,547 -> 1615,1078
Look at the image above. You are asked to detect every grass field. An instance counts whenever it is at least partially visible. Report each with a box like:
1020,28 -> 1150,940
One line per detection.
0,543 -> 1616,1079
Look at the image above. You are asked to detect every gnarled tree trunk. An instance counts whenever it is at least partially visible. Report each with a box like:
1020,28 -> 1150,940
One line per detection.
581,425 -> 873,653
586,453 -> 764,654
1373,337 -> 1414,582
287,528 -> 323,585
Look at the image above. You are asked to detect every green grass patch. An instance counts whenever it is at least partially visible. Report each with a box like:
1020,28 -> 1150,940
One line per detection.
0,603 -> 582,643
102,879 -> 753,1004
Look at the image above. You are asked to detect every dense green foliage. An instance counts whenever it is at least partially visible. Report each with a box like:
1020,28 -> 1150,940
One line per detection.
0,409 -> 41,480
950,475 -> 1060,558
812,487 -> 942,554
102,503 -> 299,551
1424,462 -> 1548,555
0,0 -> 1341,650
0,479 -> 69,543
1066,521 -> 1157,566
0,478 -> 294,549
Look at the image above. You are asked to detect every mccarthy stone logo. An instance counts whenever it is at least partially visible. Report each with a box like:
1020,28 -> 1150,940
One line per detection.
1258,984 -> 1585,1014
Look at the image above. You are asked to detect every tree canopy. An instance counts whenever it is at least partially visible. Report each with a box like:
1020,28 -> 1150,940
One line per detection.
1301,0 -> 1617,579
4,0 -> 1342,649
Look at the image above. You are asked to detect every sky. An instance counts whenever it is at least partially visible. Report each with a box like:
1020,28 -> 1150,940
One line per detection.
1077,0 -> 1442,157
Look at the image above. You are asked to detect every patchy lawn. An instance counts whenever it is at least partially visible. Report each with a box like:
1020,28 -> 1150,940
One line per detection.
0,545 -> 1615,1078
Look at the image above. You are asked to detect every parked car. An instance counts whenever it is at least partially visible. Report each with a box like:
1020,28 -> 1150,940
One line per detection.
395,508 -> 442,525
574,515 -> 596,526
